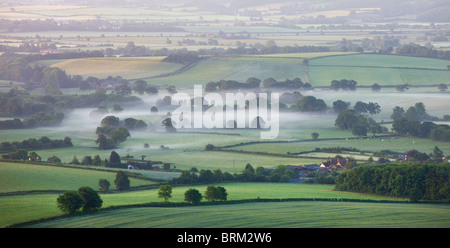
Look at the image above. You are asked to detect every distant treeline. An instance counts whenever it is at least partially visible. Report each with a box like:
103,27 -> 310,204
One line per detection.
0,88 -> 141,118
0,112 -> 64,129
170,164 -> 301,184
0,19 -> 184,33
205,77 -> 312,92
0,136 -> 73,153
393,118 -> 450,142
335,163 -> 450,201
395,44 -> 450,60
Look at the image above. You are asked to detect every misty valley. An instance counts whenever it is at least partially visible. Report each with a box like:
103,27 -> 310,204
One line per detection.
0,0 -> 449,229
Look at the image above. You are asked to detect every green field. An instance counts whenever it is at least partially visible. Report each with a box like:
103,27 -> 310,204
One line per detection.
0,162 -> 153,193
0,177 -> 409,228
146,56 -> 308,88
308,54 -> 450,86
23,201 -> 450,228
49,57 -> 183,80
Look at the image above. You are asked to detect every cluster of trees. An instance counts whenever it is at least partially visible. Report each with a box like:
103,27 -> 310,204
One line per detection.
157,184 -> 228,204
161,52 -> 201,65
391,102 -> 435,122
57,186 -> 103,215
0,57 -> 77,91
392,118 -> 450,142
205,78 -> 261,92
69,154 -> 103,166
390,102 -> 450,142
170,164 -> 298,185
95,116 -> 136,150
205,77 -> 312,92
395,44 -> 450,60
296,96 -> 327,112
0,136 -> 72,153
330,79 -> 357,91
0,86 -> 141,121
335,109 -> 385,137
335,163 -> 450,201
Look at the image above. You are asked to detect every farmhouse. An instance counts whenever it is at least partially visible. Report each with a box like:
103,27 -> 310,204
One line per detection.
320,158 -> 348,171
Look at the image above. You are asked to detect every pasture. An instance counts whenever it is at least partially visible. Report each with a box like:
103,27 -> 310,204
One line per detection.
0,162 -> 153,193
308,54 -> 450,86
0,177 -> 409,228
49,57 -> 183,80
22,201 -> 450,228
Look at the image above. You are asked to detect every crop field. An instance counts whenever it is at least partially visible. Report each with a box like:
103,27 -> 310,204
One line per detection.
226,137 -> 450,156
50,57 -> 183,80
0,162 -> 152,193
23,201 -> 450,228
146,56 -> 308,88
308,54 -> 450,86
0,179 -> 408,228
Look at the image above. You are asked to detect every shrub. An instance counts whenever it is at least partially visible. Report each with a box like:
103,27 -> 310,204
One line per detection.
114,171 -> 130,190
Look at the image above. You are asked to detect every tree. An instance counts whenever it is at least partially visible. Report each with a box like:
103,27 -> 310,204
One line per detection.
391,106 -> 405,121
158,185 -> 173,202
396,84 -> 409,92
114,171 -> 130,190
99,179 -> 110,192
335,109 -> 358,130
77,186 -> 103,212
352,125 -> 367,137
311,132 -> 319,140
109,151 -> 121,164
204,185 -> 228,202
101,116 -> 120,128
57,191 -> 84,215
367,102 -> 381,115
438,84 -> 447,92
332,100 -> 350,113
81,155 -> 93,165
184,188 -> 203,204
371,83 -> 381,92
133,80 -> 148,95
47,155 -> 61,163
96,134 -> 115,150
296,96 -> 327,112
92,154 -> 102,166
368,123 -> 382,136
162,117 -> 176,133
432,146 -> 444,160
70,156 -> 80,165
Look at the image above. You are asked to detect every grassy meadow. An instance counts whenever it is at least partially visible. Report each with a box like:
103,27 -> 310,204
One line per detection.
49,57 -> 184,80
0,177 -> 411,228
24,201 -> 450,228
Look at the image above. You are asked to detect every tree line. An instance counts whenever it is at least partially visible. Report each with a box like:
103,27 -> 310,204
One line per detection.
335,163 -> 450,201
170,163 -> 299,185
391,102 -> 450,142
0,136 -> 72,154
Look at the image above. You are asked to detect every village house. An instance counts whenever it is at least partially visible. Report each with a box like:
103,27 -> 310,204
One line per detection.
320,158 -> 349,172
